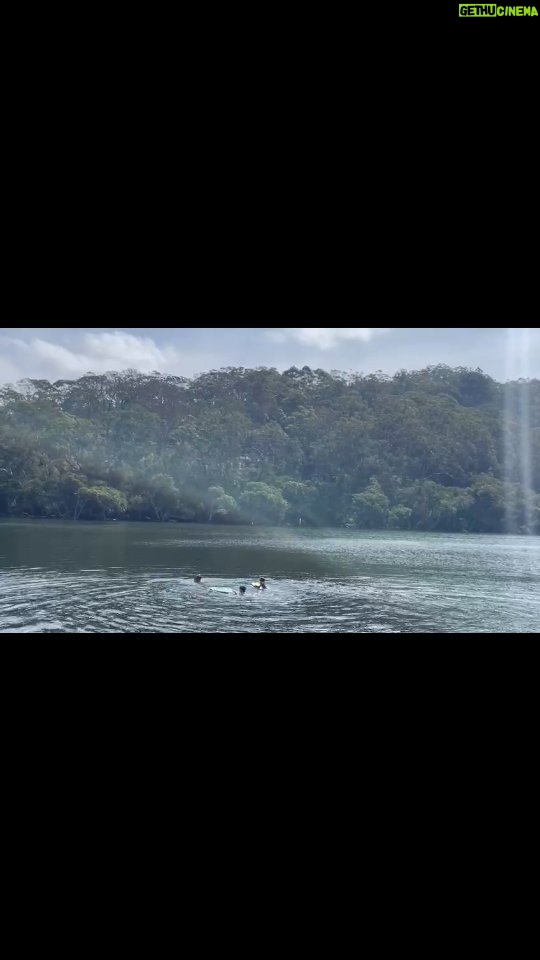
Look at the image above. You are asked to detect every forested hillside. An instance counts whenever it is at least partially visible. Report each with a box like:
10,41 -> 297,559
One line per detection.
1,365 -> 539,533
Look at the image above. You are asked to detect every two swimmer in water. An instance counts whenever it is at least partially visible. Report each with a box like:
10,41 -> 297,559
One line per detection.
193,575 -> 266,594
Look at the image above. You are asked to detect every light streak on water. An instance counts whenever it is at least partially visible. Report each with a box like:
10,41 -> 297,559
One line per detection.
504,327 -> 533,534
519,329 -> 534,534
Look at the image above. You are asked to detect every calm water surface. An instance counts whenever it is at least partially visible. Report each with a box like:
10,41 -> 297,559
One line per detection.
1,521 -> 539,633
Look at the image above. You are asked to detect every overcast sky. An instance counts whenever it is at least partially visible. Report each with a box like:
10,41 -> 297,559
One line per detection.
1,327 -> 538,386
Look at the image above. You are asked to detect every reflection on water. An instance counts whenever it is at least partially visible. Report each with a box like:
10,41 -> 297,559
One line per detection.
0,521 -> 539,633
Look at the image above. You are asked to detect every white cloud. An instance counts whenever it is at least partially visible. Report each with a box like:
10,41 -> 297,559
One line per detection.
32,339 -> 91,373
3,327 -> 536,388
0,331 -> 182,382
267,328 -> 391,349
82,332 -> 181,372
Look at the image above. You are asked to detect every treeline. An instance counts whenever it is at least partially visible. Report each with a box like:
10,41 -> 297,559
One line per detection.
0,364 -> 539,533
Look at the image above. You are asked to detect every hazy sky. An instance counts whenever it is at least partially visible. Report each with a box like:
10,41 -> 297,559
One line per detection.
1,327 -> 538,386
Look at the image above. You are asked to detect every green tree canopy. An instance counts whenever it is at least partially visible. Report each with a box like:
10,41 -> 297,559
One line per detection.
0,365 -> 538,534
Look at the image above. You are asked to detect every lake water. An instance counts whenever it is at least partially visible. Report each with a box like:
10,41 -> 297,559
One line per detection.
0,521 -> 539,633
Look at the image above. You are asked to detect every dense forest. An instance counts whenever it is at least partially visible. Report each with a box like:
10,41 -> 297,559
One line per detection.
0,365 -> 539,534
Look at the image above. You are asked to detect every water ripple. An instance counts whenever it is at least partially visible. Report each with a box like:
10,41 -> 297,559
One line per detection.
1,525 -> 539,632
0,568 -> 538,633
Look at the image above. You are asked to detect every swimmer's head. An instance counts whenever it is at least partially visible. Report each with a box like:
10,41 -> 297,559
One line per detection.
239,586 -> 246,594
194,574 -> 202,583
